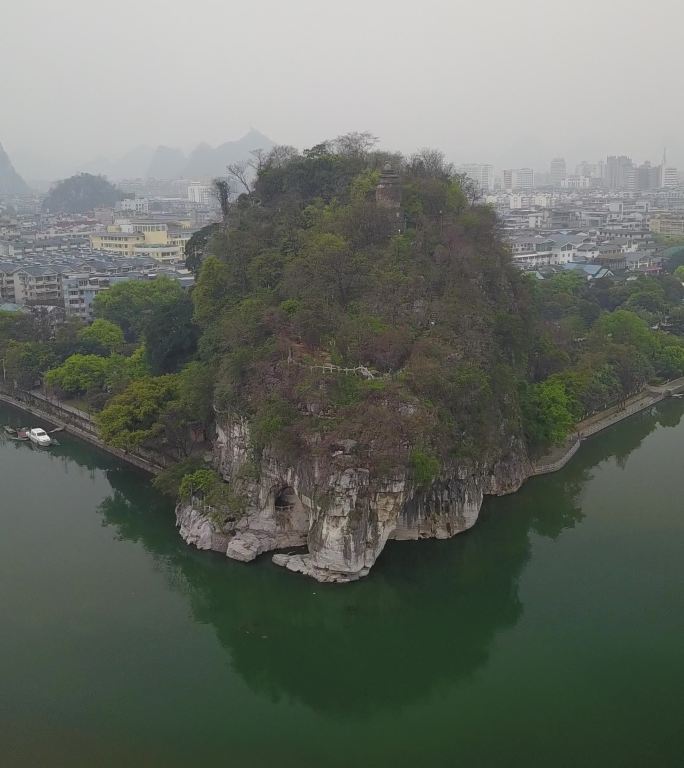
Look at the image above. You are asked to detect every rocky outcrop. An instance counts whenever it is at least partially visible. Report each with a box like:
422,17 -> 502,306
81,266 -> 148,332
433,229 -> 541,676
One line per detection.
176,415 -> 533,583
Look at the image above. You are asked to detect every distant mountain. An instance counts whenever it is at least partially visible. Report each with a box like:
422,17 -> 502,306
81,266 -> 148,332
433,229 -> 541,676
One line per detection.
182,129 -> 276,177
0,142 -> 30,195
80,130 -> 277,181
146,145 -> 187,180
82,145 -> 155,180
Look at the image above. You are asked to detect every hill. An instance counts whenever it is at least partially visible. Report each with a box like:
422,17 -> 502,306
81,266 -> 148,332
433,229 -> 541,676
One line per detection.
0,142 -> 30,195
42,173 -> 123,213
175,138 -> 684,580
15,134 -> 684,583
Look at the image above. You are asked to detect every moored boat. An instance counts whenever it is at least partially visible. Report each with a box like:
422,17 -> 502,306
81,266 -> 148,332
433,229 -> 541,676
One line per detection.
27,428 -> 51,447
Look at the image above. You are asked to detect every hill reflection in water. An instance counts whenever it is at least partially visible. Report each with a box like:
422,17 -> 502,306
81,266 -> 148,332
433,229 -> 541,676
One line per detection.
88,400 -> 682,716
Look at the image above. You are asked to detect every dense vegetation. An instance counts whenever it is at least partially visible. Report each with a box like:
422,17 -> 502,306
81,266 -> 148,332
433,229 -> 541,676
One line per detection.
4,136 -> 684,503
42,173 -> 123,213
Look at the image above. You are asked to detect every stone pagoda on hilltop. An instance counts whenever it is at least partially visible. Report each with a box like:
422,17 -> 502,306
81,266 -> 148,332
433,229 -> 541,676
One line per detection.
375,163 -> 401,209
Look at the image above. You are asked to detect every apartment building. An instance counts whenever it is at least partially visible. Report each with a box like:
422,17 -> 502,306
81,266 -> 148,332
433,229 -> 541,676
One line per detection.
458,164 -> 494,193
90,219 -> 193,262
650,213 -> 684,236
0,265 -> 62,305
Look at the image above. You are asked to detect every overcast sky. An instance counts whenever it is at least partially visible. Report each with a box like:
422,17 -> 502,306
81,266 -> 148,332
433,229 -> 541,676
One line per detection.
3,0 -> 683,179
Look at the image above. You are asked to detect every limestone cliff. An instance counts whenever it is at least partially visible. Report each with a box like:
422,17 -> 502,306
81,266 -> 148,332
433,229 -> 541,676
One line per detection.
176,415 -> 532,583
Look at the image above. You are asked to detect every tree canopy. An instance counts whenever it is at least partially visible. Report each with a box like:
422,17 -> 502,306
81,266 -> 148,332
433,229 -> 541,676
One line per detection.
42,173 -> 123,213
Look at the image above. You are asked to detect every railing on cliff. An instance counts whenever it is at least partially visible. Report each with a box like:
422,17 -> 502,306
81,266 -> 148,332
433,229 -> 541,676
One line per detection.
286,348 -> 387,380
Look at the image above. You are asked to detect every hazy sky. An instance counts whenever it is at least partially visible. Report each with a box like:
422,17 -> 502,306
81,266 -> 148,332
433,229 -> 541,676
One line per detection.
3,0 -> 683,179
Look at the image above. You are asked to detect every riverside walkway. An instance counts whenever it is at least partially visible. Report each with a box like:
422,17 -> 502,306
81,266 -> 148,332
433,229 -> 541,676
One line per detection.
532,376 -> 684,476
0,386 -> 169,474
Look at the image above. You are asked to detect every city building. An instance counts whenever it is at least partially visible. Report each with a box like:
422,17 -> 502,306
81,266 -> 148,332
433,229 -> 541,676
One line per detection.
458,164 -> 494,192
117,198 -> 150,214
0,265 -> 61,305
90,219 -> 193,262
650,213 -> 684,236
187,183 -> 214,205
662,166 -> 679,188
606,156 -> 634,191
550,158 -> 567,188
635,162 -> 661,191
561,175 -> 591,190
502,168 -> 534,192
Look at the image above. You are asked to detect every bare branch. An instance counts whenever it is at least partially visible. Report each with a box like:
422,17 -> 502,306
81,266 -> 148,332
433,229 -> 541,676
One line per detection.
226,160 -> 253,196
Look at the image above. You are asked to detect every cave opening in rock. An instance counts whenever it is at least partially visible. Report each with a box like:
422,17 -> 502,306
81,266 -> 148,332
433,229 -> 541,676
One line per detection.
274,486 -> 299,513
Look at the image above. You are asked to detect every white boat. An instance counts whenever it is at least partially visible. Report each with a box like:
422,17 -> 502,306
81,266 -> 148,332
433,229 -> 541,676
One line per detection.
28,428 -> 52,447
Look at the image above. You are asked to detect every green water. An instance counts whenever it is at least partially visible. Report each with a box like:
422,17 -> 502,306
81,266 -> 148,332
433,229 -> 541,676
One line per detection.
1,402 -> 683,768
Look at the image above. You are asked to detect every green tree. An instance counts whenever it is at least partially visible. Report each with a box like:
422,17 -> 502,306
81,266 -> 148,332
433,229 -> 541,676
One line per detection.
94,278 -> 196,372
44,354 -> 112,396
93,277 -> 186,341
192,255 -> 233,328
594,310 -> 655,354
4,341 -> 55,389
97,375 -> 179,450
184,222 -> 220,275
78,319 -> 124,355
521,379 -> 575,450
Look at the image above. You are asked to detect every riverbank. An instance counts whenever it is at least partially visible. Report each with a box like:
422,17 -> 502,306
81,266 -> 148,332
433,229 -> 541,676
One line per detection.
4,375 -> 684,493
0,389 -> 165,475
532,375 -> 684,476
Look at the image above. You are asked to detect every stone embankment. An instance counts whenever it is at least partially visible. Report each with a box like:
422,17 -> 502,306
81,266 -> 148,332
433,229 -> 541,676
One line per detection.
0,387 -> 169,474
532,376 -> 684,476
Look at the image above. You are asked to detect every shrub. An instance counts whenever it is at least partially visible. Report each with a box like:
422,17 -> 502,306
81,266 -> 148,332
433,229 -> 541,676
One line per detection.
410,449 -> 440,487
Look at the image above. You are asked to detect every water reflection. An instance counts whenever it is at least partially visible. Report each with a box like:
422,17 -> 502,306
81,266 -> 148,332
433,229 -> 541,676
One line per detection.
92,446 -> 616,716
8,398 -> 679,716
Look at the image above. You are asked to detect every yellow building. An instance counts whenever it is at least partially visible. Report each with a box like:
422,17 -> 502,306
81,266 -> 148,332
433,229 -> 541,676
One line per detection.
90,220 -> 192,262
650,214 -> 684,237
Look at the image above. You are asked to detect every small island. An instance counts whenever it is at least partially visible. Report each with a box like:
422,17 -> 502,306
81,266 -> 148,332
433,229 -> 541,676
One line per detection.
4,136 -> 684,582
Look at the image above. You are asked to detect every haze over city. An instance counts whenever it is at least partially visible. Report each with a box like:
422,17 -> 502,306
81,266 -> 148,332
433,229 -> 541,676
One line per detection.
3,0 -> 684,181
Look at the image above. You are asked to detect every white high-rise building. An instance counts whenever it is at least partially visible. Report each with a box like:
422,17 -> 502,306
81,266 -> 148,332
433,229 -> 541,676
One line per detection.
662,167 -> 679,188
187,183 -> 213,205
458,164 -> 494,192
502,168 -> 534,191
514,168 -> 534,192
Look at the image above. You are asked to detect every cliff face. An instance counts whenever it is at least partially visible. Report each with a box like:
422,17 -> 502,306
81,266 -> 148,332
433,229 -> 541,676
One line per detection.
0,142 -> 29,195
176,414 -> 533,583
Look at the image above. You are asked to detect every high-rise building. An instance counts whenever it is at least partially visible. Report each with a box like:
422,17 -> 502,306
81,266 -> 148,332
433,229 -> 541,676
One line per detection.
187,183 -> 213,205
502,168 -> 534,191
576,161 -> 604,179
550,158 -> 567,187
606,156 -> 634,191
635,162 -> 661,191
514,168 -> 534,192
458,164 -> 494,192
662,167 -> 679,188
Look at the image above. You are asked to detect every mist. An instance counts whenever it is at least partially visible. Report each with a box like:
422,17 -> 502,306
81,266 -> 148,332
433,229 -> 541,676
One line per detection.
3,0 -> 683,180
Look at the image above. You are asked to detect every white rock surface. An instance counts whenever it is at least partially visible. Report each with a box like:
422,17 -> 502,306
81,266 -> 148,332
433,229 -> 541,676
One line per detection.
176,417 -> 535,582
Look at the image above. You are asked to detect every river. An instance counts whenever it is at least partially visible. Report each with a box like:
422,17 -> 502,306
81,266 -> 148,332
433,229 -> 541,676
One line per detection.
1,400 -> 683,767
